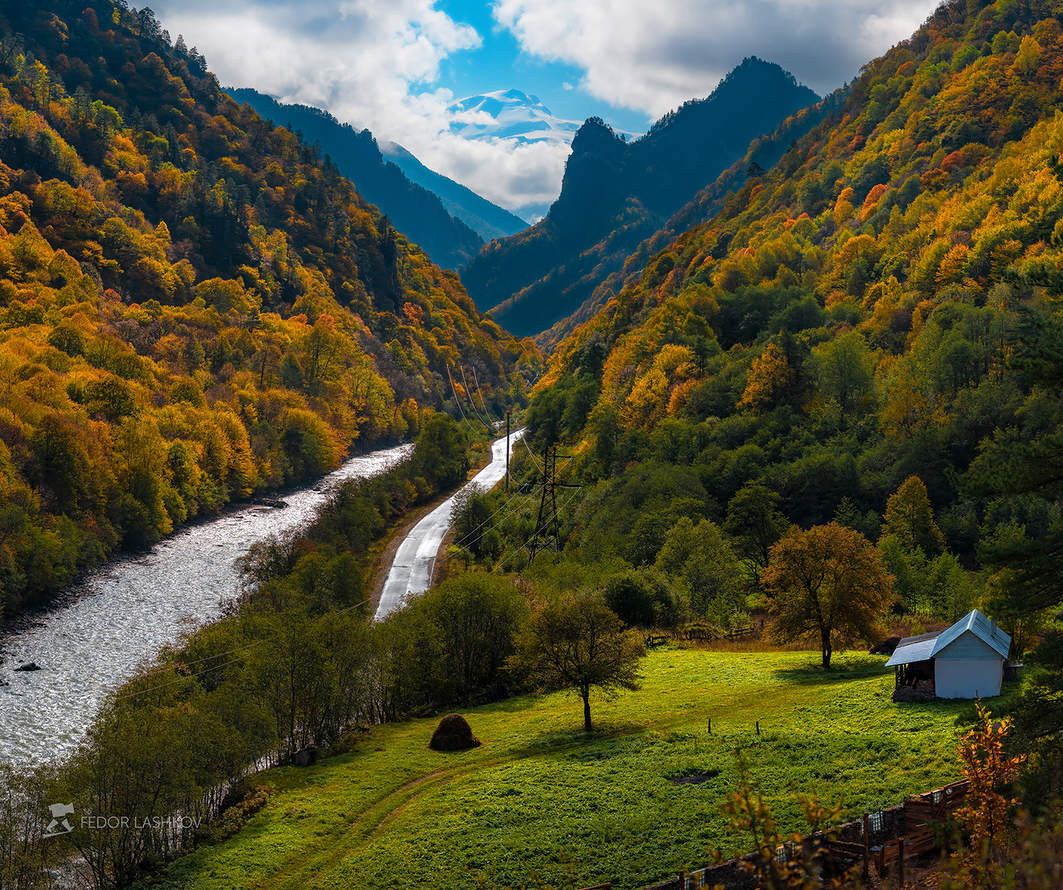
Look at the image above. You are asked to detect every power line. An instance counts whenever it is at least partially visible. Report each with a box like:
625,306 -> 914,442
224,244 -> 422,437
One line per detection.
530,444 -> 561,557
445,364 -> 468,424
488,443 -> 581,567
452,490 -> 526,551
494,485 -> 581,568
459,364 -> 492,433
451,430 -> 530,553
519,434 -> 546,475
470,366 -> 498,426
117,598 -> 371,701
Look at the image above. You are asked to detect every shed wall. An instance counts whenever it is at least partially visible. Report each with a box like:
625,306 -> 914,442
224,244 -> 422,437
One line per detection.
935,658 -> 1002,698
935,630 -> 998,660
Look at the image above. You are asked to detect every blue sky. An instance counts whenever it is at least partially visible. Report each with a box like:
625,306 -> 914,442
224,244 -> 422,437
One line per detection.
150,0 -> 939,215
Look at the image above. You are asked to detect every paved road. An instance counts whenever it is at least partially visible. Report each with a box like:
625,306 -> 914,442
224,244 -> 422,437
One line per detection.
375,429 -> 525,620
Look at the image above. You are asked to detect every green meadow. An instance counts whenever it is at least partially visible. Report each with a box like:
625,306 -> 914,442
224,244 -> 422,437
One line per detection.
143,648 -> 976,890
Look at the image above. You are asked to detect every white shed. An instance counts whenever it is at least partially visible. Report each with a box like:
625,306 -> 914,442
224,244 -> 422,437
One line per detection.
886,609 -> 1011,700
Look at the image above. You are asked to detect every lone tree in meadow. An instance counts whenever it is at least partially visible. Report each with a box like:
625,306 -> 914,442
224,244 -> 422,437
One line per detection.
508,592 -> 644,731
763,523 -> 894,669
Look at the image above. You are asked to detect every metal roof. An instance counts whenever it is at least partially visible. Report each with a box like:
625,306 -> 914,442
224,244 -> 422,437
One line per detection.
886,633 -> 939,667
885,610 -> 1011,666
932,609 -> 1011,659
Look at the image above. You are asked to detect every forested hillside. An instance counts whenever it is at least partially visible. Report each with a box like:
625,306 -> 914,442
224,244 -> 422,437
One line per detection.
461,58 -> 819,338
228,89 -> 485,270
0,0 -> 536,622
536,90 -> 848,347
504,0 -> 1063,653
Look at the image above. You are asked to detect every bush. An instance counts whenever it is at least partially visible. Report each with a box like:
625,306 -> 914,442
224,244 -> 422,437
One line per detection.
603,569 -> 679,628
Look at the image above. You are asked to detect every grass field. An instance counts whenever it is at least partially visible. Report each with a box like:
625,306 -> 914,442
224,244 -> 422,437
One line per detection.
143,648 -> 979,890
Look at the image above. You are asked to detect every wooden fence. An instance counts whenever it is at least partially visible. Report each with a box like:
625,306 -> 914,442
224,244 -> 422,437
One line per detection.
671,623 -> 761,644
632,779 -> 969,890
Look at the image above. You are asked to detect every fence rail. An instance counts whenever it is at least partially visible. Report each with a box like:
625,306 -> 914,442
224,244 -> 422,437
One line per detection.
673,622 -> 763,643
632,779 -> 970,890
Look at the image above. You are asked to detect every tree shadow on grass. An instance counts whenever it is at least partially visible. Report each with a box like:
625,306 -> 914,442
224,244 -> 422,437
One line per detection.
503,721 -> 648,760
772,654 -> 888,685
476,691 -> 545,714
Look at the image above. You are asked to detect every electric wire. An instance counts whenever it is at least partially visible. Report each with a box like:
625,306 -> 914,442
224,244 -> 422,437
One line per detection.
117,598 -> 371,701
445,364 -> 468,423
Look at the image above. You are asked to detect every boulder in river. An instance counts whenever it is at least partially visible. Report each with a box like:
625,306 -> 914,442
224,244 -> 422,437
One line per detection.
429,714 -> 481,752
253,497 -> 288,509
14,662 -> 40,672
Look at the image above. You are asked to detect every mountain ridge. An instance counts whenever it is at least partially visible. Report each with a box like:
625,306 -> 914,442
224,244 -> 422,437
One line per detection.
533,88 -> 849,347
226,88 -> 484,270
527,0 -> 1063,584
379,140 -> 528,240
461,57 -> 820,338
0,0 -> 535,622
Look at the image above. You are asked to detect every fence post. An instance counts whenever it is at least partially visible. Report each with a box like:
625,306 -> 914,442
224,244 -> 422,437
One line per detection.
862,812 -> 869,879
679,868 -> 686,890
897,837 -> 905,887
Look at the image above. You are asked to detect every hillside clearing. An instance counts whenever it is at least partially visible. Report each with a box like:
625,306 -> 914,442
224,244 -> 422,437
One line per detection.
144,648 -> 977,890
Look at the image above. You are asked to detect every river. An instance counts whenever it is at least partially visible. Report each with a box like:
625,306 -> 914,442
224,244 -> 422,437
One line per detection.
0,443 -> 411,769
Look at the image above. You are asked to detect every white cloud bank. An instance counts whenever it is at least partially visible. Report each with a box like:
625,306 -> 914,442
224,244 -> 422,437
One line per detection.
152,0 -> 569,214
492,0 -> 939,116
150,0 -> 939,214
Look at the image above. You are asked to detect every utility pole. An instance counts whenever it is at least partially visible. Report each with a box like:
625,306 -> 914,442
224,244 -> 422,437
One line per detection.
505,411 -> 511,493
549,444 -> 559,551
530,444 -> 562,557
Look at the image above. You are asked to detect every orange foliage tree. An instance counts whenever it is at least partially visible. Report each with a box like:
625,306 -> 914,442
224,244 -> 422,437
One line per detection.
764,523 -> 894,668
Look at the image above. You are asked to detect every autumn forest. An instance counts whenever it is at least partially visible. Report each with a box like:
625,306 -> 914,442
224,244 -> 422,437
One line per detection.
0,1 -> 535,622
3,0 -> 1063,887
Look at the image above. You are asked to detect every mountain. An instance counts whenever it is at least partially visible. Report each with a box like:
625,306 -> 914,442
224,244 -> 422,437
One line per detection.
447,88 -> 593,222
448,88 -> 582,146
461,58 -> 819,338
521,0 -> 1063,626
535,89 -> 847,347
0,1 -> 536,623
379,140 -> 528,241
227,89 -> 483,270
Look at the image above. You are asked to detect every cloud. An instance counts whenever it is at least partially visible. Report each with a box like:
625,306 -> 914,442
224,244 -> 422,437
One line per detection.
150,0 -> 565,211
148,1 -> 942,215
492,0 -> 940,115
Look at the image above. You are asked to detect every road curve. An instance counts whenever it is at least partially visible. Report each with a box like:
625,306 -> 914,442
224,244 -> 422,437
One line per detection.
374,429 -> 526,620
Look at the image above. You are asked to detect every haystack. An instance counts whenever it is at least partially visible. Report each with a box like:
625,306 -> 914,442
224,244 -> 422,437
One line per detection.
429,714 -> 481,751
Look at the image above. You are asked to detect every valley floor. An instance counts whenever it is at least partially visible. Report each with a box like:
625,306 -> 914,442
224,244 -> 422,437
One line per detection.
143,648 -> 974,890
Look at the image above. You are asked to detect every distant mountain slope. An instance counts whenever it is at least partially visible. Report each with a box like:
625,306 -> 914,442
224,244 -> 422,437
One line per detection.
461,58 -> 819,338
380,141 -> 528,241
228,89 -> 484,270
531,0 -> 1063,553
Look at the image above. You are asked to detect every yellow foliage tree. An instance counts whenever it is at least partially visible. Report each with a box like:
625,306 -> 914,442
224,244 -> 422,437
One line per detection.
738,343 -> 793,413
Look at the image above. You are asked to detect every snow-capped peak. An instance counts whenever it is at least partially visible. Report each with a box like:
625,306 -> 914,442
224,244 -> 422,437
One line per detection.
448,89 -> 582,146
